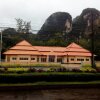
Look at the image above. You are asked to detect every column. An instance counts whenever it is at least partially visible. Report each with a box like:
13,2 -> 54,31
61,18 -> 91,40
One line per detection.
39,56 -> 41,63
29,56 -> 31,64
55,55 -> 57,63
5,55 -> 7,62
17,55 -> 20,64
46,55 -> 49,63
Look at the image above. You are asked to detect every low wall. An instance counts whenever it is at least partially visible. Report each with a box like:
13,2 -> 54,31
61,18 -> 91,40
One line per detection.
62,63 -> 81,70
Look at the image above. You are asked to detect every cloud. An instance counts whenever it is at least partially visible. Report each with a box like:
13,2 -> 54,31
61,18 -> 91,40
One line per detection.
0,0 -> 100,30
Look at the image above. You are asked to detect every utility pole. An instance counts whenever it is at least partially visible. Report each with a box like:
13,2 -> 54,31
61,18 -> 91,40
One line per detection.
0,27 -> 10,67
0,30 -> 2,66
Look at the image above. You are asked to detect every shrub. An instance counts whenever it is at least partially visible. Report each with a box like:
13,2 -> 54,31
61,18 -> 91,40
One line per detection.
56,67 -> 67,72
4,67 -> 8,72
37,69 -> 44,72
0,68 -> 5,73
0,73 -> 100,84
47,68 -> 56,72
16,71 -> 25,74
72,69 -> 82,72
28,68 -> 36,72
96,67 -> 100,72
1,63 -> 63,68
80,65 -> 96,73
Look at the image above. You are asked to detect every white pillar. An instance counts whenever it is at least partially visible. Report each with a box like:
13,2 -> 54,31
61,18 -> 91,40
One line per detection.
5,55 -> 7,62
17,56 -> 19,63
29,56 -> 31,64
39,56 -> 41,62
46,55 -> 49,63
55,55 -> 57,63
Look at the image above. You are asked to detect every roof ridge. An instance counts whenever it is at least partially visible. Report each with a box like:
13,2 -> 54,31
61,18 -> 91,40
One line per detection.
16,40 -> 32,46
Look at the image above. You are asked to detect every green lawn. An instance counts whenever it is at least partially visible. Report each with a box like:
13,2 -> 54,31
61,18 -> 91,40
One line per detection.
0,71 -> 99,76
0,81 -> 100,87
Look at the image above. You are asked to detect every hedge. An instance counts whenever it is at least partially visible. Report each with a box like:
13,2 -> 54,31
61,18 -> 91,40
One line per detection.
0,73 -> 100,84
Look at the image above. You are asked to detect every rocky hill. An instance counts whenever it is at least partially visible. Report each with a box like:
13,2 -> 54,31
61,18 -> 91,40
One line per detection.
72,8 -> 100,38
37,12 -> 72,40
1,8 -> 100,60
69,8 -> 100,60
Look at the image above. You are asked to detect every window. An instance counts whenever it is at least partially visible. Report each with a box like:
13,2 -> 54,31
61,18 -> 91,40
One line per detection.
20,58 -> 23,60
57,58 -> 62,62
67,58 -> 69,62
37,57 -> 39,62
86,59 -> 89,61
49,56 -> 55,62
20,58 -> 28,60
12,57 -> 17,60
41,57 -> 46,62
31,58 -> 35,60
71,58 -> 74,61
81,59 -> 84,61
77,58 -> 84,61
25,58 -> 28,60
77,59 -> 80,61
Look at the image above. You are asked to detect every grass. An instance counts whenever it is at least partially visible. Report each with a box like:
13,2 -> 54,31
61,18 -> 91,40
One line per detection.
0,81 -> 100,87
0,71 -> 100,76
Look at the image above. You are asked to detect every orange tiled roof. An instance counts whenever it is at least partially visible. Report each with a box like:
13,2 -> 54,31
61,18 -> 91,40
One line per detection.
3,40 -> 40,55
33,46 -> 66,52
3,50 -> 42,55
3,40 -> 92,56
66,52 -> 91,56
10,40 -> 37,51
16,40 -> 32,46
40,51 -> 66,56
10,45 -> 37,51
65,42 -> 90,53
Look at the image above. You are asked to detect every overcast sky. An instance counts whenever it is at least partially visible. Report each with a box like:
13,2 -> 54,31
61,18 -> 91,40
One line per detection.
0,0 -> 100,31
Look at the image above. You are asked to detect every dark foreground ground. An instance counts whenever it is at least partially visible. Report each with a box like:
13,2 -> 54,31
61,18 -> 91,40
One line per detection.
0,72 -> 100,100
0,87 -> 100,100
0,84 -> 100,91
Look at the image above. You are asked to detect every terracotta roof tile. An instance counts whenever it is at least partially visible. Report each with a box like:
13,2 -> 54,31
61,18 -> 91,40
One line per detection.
10,45 -> 37,51
3,50 -> 42,55
65,42 -> 90,53
16,40 -> 32,46
10,40 -> 37,51
40,51 -> 66,56
3,40 -> 92,57
66,52 -> 91,56
33,46 -> 66,52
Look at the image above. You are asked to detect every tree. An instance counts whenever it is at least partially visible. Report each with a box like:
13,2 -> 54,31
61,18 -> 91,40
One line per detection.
24,21 -> 31,33
2,28 -> 17,34
15,18 -> 31,34
16,18 -> 23,33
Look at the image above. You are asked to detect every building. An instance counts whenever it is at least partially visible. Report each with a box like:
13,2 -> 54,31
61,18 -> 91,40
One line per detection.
3,40 -> 91,66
